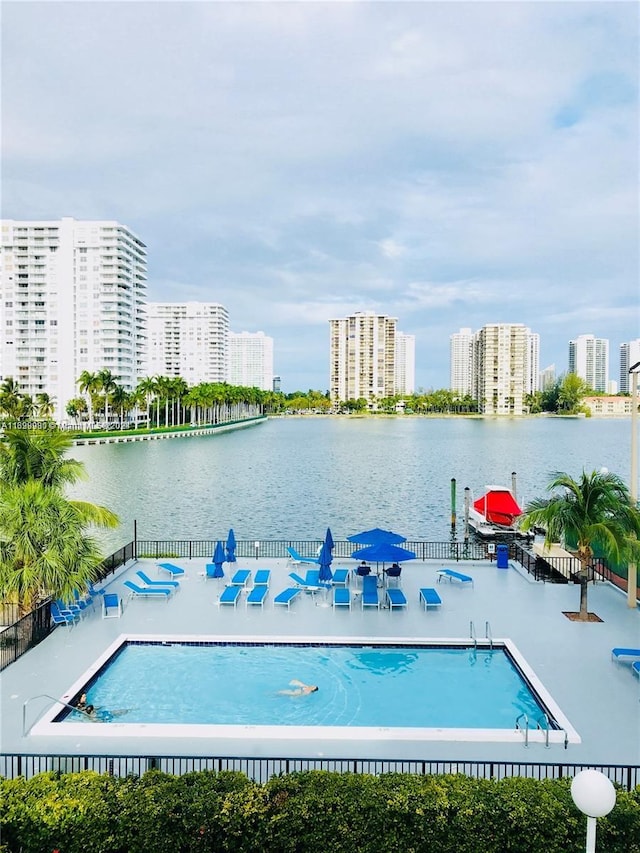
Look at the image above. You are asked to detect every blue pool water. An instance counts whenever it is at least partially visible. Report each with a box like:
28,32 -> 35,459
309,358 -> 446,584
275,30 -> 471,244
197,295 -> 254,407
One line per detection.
60,641 -> 550,729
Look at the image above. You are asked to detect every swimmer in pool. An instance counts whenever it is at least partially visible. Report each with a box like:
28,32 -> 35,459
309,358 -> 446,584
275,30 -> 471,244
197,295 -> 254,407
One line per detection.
278,679 -> 319,696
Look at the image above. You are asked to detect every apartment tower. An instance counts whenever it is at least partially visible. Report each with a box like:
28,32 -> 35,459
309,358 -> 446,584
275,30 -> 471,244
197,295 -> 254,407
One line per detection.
0,217 -> 147,420
449,327 -> 474,396
329,311 -> 397,403
619,339 -> 640,393
146,302 -> 229,385
395,332 -> 416,395
228,331 -> 274,390
472,323 -> 538,415
568,334 -> 609,392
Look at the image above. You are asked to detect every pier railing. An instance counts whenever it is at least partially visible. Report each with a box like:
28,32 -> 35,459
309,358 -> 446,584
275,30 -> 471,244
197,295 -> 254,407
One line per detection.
0,753 -> 638,790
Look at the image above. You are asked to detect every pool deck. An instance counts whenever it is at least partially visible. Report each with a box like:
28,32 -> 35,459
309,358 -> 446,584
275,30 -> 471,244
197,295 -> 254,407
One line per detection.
1,556 -> 639,766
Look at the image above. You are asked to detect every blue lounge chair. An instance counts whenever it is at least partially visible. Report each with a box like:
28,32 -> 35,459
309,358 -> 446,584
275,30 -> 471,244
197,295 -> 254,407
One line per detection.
333,587 -> 351,609
73,588 -> 93,612
246,585 -> 268,607
420,588 -> 442,609
50,601 -> 77,626
288,571 -> 324,592
218,585 -> 242,607
101,593 -> 123,619
230,569 -> 251,587
124,580 -> 173,600
273,587 -> 302,609
157,562 -> 186,578
136,570 -> 179,589
330,568 -> 350,586
205,563 -> 223,580
633,662 -> 640,678
437,568 -> 474,587
361,575 -> 379,609
254,569 -> 271,587
58,598 -> 83,618
611,648 -> 640,662
386,588 -> 407,610
286,546 -> 319,566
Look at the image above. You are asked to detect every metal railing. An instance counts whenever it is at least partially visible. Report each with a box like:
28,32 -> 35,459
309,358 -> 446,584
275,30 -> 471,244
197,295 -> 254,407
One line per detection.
0,601 -> 53,672
0,753 -> 638,790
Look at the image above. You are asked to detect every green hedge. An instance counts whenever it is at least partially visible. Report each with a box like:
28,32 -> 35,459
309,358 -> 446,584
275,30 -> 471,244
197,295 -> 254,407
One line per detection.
1,770 -> 639,853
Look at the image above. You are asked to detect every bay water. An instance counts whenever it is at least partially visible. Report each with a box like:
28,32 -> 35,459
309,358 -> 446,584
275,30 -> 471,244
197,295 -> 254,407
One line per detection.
69,416 -> 634,552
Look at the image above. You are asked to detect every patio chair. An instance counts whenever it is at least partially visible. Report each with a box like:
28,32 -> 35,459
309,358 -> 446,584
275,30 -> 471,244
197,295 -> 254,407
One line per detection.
634,662 -> 640,678
136,570 -> 180,589
253,569 -> 271,587
73,588 -> 93,612
383,564 -> 402,587
286,546 -> 319,566
419,587 -> 442,609
611,648 -> 640,662
386,588 -> 407,610
361,575 -> 379,609
123,580 -> 173,600
330,568 -> 350,587
333,587 -> 351,609
246,585 -> 268,608
101,593 -> 123,619
57,598 -> 83,619
50,601 -> 77,626
273,587 -> 302,609
436,568 -> 473,587
218,585 -> 242,607
157,562 -> 186,578
288,571 -> 324,592
230,569 -> 251,587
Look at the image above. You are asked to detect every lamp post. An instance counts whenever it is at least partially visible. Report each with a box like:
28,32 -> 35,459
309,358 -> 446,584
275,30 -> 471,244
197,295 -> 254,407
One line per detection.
628,361 -> 640,608
571,769 -> 616,853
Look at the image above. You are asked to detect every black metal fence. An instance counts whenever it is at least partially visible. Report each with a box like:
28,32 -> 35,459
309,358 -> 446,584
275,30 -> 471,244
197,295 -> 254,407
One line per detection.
0,753 -> 638,790
135,539 -> 489,562
511,542 -> 625,586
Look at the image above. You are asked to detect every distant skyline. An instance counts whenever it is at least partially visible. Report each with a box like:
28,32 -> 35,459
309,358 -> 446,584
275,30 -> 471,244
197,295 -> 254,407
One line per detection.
2,2 -> 638,392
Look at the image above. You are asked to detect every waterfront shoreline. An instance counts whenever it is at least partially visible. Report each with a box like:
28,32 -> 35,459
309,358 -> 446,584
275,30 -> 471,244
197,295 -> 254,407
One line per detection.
72,416 -> 266,446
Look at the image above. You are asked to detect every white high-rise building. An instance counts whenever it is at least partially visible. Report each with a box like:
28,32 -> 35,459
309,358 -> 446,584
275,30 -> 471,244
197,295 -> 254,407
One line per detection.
395,332 -> 415,395
228,331 -> 273,390
568,334 -> 609,392
449,327 -> 474,396
539,364 -> 556,390
0,217 -> 147,420
619,339 -> 640,393
146,302 -> 229,385
472,323 -> 537,415
525,332 -> 540,394
329,311 -> 397,402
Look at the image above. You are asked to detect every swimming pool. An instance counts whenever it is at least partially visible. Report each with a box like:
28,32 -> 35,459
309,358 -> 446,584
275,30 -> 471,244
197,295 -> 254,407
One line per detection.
31,634 -> 579,746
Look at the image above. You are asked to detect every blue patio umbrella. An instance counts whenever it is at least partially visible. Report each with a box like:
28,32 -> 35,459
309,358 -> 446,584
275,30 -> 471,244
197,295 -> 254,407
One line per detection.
347,527 -> 407,546
324,527 -> 334,552
212,540 -> 226,579
226,528 -> 237,563
351,542 -> 416,565
318,540 -> 333,583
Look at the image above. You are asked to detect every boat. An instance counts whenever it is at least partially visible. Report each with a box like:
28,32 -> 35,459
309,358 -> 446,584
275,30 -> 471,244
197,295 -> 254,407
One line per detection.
468,485 -> 525,540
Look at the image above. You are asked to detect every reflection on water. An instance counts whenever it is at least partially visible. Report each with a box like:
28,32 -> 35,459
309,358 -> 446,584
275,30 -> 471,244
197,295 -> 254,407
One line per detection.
68,417 -> 632,550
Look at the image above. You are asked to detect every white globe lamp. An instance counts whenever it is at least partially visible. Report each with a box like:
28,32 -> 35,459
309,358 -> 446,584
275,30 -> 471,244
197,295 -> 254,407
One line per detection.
571,770 -> 616,852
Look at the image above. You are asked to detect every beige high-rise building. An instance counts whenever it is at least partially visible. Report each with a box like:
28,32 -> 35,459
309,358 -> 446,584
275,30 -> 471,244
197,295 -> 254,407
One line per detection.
329,311 -> 397,403
473,323 -> 538,415
0,217 -> 147,421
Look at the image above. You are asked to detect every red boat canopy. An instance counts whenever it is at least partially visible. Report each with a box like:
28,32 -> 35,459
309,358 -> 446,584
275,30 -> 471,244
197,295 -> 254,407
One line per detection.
473,490 -> 523,527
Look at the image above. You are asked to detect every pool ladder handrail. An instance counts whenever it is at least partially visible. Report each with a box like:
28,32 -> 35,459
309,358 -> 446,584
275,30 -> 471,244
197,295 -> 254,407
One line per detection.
469,620 -> 477,648
470,620 -> 493,649
515,712 -> 529,747
23,693 -> 93,736
536,712 -> 551,748
485,620 -> 493,649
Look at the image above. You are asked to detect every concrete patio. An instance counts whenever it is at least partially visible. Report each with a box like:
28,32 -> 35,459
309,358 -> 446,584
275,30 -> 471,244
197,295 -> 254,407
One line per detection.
1,554 -> 639,768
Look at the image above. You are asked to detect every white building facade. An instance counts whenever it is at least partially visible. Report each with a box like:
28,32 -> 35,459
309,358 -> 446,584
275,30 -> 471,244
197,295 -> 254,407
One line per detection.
472,323 -> 538,415
146,302 -> 229,385
228,331 -> 273,390
0,217 -> 147,420
568,334 -> 609,392
395,332 -> 415,395
329,311 -> 397,402
619,339 -> 640,393
449,327 -> 474,396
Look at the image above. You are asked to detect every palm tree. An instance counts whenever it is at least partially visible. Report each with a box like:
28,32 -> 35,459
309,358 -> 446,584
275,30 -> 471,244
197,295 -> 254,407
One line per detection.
97,369 -> 117,427
35,392 -> 56,420
0,480 -> 118,613
520,470 -> 640,620
136,376 -> 157,428
66,397 -> 88,426
0,377 -> 24,420
110,385 -> 130,428
77,371 -> 100,426
0,429 -> 85,490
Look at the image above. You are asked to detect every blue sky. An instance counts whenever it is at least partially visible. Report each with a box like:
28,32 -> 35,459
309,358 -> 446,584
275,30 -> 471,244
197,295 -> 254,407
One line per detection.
2,1 -> 638,393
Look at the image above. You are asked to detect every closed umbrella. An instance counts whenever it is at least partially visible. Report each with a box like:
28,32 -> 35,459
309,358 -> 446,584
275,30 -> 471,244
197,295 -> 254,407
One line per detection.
318,540 -> 333,583
226,528 -> 237,563
212,540 -> 225,579
347,528 -> 407,546
325,527 -> 334,552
